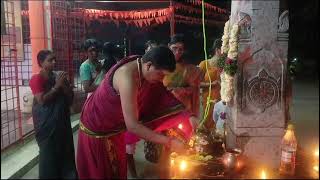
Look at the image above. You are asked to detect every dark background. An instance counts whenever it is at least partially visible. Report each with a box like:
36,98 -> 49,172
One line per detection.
288,0 -> 319,79
81,0 -> 228,64
81,0 -> 319,78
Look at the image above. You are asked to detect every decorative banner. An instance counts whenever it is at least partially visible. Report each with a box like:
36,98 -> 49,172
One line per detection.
174,2 -> 229,20
83,8 -> 172,21
21,4 -> 228,28
96,15 -> 169,28
83,8 -> 171,28
186,0 -> 229,14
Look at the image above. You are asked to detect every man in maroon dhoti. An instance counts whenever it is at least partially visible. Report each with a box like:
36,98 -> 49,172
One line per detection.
76,46 -> 198,179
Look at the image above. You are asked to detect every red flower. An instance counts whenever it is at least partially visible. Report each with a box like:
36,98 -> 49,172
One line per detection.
226,58 -> 233,65
220,112 -> 226,120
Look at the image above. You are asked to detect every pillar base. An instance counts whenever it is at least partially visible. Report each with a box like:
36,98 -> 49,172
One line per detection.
226,124 -> 284,169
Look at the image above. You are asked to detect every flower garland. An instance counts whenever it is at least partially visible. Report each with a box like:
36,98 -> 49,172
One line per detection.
225,23 -> 239,76
227,24 -> 240,60
221,20 -> 230,54
217,53 -> 227,71
220,72 -> 234,103
219,21 -> 240,103
217,20 -> 230,72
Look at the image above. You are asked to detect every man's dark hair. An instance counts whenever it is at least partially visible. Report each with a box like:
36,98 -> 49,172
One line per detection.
82,38 -> 101,51
102,42 -> 117,71
168,34 -> 185,46
144,40 -> 158,50
142,46 -> 176,72
37,49 -> 53,67
103,42 -> 116,55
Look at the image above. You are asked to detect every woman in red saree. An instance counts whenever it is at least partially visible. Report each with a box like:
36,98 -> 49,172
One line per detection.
77,46 -> 197,179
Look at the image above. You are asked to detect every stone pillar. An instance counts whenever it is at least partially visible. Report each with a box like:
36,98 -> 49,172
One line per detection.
226,0 -> 289,168
29,0 -> 52,74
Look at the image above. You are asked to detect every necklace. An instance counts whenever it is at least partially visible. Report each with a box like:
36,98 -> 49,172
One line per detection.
136,58 -> 142,88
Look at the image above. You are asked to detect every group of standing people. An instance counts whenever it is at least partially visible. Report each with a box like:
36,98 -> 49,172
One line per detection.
29,33 -> 226,179
79,39 -> 122,96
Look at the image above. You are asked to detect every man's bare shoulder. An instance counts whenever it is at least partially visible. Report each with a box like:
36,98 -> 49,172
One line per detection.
114,62 -> 132,78
113,62 -> 136,89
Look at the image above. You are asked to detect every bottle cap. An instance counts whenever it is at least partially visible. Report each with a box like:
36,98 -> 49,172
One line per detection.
287,124 -> 294,130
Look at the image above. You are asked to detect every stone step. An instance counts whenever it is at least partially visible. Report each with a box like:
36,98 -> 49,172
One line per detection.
1,114 -> 80,179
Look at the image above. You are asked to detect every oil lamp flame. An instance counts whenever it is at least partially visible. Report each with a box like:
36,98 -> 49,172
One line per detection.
180,160 -> 187,171
260,170 -> 267,179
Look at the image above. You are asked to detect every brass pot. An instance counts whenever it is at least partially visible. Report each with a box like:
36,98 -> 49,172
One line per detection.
222,148 -> 242,171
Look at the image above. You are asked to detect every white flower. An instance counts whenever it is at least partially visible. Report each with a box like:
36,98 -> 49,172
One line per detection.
227,23 -> 240,60
221,20 -> 231,54
230,24 -> 239,35
199,139 -> 209,145
220,72 -> 234,103
220,22 -> 239,102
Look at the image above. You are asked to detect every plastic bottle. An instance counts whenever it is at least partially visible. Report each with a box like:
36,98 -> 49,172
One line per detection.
279,124 -> 297,176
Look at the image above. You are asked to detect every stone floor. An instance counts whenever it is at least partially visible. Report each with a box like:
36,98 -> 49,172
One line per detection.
21,132 -> 162,179
20,79 -> 319,179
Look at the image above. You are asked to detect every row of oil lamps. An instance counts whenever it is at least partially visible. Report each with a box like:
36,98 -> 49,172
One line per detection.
169,147 -> 318,179
174,123 -> 318,179
170,124 -> 319,179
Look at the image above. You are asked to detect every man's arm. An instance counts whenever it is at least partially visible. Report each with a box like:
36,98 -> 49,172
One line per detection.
80,64 -> 98,93
82,80 -> 98,93
115,70 -> 170,145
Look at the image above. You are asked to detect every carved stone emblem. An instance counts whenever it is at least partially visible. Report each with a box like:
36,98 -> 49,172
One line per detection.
278,10 -> 289,33
247,69 -> 279,112
238,12 -> 252,40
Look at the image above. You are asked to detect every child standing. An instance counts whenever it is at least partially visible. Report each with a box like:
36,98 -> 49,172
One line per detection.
213,100 -> 227,137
